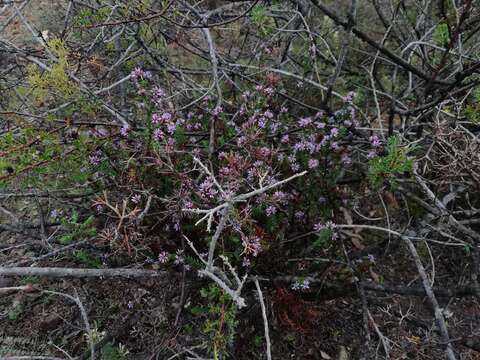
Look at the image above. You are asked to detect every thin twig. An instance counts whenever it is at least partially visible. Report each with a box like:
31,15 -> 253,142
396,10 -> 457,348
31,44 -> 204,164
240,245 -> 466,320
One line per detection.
254,277 -> 272,360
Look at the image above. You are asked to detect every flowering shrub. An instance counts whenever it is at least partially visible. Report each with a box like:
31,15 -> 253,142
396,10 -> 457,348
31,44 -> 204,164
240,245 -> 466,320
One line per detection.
0,65 -> 386,277
101,70 -> 374,275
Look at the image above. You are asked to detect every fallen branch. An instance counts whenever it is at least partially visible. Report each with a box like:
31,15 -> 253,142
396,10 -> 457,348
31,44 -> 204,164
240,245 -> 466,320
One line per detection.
0,267 -> 169,278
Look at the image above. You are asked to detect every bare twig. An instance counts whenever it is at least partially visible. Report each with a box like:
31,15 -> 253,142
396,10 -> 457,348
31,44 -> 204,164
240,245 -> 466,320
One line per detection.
254,277 -> 272,360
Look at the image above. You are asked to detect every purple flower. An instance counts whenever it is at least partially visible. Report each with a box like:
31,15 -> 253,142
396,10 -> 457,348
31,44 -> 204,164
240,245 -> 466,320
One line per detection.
89,150 -> 102,166
295,211 -> 305,220
153,128 -> 164,141
294,141 -> 306,152
166,122 -> 177,134
290,162 -> 300,172
299,117 -> 312,127
174,250 -> 185,265
131,194 -> 141,204
212,106 -> 223,116
370,135 -> 382,148
306,141 -> 316,154
131,67 -> 144,79
263,87 -> 274,95
258,117 -> 267,129
264,110 -> 274,119
251,237 -> 262,256
273,191 -> 288,205
308,158 -> 319,169
300,279 -> 310,290
343,91 -> 356,103
152,86 -> 165,99
265,205 -> 277,216
158,251 -> 169,264
152,113 -> 161,125
367,150 -> 377,159
199,177 -> 218,199
314,222 -> 325,232
120,125 -> 130,137
291,279 -> 310,291
341,155 -> 352,166
330,127 -> 339,137
281,134 -> 289,144
131,67 -> 151,82
50,209 -> 61,219
325,221 -> 336,230
161,112 -> 172,122
237,136 -> 247,146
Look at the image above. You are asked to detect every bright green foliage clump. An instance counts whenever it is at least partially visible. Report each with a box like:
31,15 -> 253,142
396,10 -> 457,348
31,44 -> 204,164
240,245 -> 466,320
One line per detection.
433,23 -> 450,46
251,4 -> 275,36
59,211 -> 97,244
27,38 -> 78,103
195,285 -> 238,359
0,123 -> 100,190
464,87 -> 480,123
101,342 -> 129,360
368,135 -> 414,188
